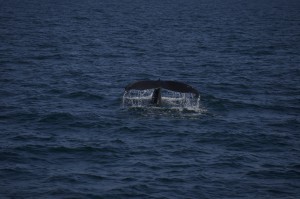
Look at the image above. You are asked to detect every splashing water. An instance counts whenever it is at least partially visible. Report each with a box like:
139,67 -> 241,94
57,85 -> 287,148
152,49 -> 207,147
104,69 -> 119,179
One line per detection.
122,89 -> 204,113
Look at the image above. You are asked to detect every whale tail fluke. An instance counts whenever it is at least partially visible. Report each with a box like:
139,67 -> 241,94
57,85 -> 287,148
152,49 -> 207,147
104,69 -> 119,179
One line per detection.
125,80 -> 199,98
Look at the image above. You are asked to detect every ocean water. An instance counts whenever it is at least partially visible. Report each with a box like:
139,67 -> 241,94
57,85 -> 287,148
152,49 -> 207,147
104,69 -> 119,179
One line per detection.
1,0 -> 300,198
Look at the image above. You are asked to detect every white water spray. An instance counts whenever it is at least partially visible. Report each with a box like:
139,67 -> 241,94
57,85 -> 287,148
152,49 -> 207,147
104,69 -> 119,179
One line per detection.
122,89 -> 202,112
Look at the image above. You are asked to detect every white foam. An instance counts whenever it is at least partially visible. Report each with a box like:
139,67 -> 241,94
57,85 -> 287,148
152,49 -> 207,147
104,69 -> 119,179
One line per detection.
122,89 -> 204,113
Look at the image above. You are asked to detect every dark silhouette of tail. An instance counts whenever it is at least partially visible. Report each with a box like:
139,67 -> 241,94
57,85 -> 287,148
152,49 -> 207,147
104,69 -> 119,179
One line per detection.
151,88 -> 162,105
125,80 -> 199,98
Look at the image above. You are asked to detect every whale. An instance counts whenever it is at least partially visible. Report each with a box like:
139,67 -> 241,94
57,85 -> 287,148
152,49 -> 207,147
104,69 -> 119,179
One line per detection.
124,80 -> 199,106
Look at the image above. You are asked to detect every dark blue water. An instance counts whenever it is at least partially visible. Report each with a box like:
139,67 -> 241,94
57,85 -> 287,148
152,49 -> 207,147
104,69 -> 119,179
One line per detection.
1,0 -> 300,198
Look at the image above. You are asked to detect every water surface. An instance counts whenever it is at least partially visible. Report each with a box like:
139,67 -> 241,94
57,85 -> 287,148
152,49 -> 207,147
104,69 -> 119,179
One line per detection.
1,0 -> 300,198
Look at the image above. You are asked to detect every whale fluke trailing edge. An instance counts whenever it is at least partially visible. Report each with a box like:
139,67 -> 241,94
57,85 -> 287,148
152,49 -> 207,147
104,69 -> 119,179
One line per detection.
124,80 -> 199,105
